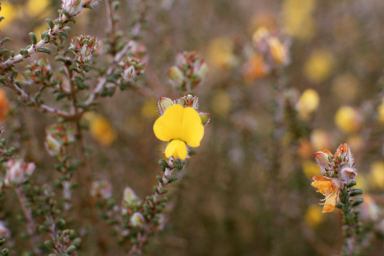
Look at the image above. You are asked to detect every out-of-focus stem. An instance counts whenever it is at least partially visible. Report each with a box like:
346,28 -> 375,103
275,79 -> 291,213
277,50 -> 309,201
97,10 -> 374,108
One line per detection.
15,188 -> 43,256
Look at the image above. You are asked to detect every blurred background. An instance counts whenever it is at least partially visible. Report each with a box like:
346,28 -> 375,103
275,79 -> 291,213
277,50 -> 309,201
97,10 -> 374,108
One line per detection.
2,0 -> 384,255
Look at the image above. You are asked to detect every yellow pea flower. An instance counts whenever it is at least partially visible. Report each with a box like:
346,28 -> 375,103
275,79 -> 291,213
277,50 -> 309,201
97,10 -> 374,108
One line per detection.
304,50 -> 334,83
369,161 -> 384,190
88,114 -> 117,146
296,89 -> 320,120
153,104 -> 204,160
334,106 -> 362,133
0,2 -> 16,29
304,204 -> 324,228
26,0 -> 50,18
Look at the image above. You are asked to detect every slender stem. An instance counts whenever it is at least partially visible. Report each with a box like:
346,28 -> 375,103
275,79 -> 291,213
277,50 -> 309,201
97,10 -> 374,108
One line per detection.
15,188 -> 43,256
0,14 -> 73,69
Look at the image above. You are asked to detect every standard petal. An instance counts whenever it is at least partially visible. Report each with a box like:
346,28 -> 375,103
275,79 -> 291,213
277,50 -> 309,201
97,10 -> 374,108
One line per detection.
165,140 -> 187,160
180,107 -> 204,147
153,105 -> 184,141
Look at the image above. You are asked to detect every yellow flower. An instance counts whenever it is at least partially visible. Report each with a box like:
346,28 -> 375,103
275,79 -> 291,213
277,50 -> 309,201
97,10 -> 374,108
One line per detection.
211,90 -> 232,116
332,73 -> 359,103
334,106 -> 362,133
311,175 -> 340,213
0,2 -> 16,29
87,114 -> 117,146
310,129 -> 330,151
26,0 -> 50,17
304,50 -> 334,83
141,98 -> 158,119
282,0 -> 317,41
302,160 -> 320,179
370,161 -> 384,190
304,204 -> 324,228
207,37 -> 234,69
296,89 -> 320,120
268,37 -> 287,65
153,105 -> 204,160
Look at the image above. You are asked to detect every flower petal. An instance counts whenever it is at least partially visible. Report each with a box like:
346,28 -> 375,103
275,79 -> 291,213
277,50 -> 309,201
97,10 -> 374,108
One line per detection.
180,107 -> 204,147
153,105 -> 183,141
322,190 -> 338,213
165,140 -> 187,160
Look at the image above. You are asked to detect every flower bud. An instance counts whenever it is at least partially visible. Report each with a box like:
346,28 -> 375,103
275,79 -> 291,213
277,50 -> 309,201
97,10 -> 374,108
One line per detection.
130,212 -> 144,227
157,97 -> 174,115
90,181 -> 112,200
69,35 -> 99,63
168,66 -> 184,87
122,66 -> 137,82
123,186 -> 138,204
4,159 -> 35,186
62,0 -> 83,17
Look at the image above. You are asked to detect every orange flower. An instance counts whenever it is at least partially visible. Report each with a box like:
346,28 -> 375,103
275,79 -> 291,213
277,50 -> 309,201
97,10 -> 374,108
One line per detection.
311,175 -> 340,213
0,88 -> 9,122
242,54 -> 269,82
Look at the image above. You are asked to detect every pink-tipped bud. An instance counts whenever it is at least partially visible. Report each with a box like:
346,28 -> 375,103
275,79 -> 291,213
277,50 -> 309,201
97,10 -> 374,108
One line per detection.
90,181 -> 112,200
157,97 -> 174,115
340,167 -> 357,184
62,0 -> 83,17
314,151 -> 330,174
130,212 -> 144,227
4,159 -> 35,187
168,66 -> 184,87
199,113 -> 211,126
123,186 -> 138,204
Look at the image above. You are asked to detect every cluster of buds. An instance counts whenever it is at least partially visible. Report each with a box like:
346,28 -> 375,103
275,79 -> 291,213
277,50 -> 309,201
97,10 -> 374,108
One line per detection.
314,143 -> 357,182
44,123 -> 76,157
311,143 -> 362,213
168,51 -> 208,92
90,180 -> 112,201
158,94 -> 210,126
243,27 -> 290,81
69,35 -> 99,63
121,186 -> 139,215
61,0 -> 101,17
119,41 -> 148,83
23,58 -> 53,85
3,158 -> 35,187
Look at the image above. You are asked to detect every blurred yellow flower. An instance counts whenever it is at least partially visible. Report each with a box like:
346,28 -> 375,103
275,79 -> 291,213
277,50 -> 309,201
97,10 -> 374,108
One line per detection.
332,73 -> 359,103
346,135 -> 363,153
153,105 -> 204,160
141,98 -> 158,119
377,101 -> 384,124
296,89 -> 320,120
268,37 -> 288,65
0,88 -> 9,122
207,37 -> 234,69
0,2 -> 15,29
334,106 -> 362,133
211,90 -> 232,116
26,0 -> 50,17
370,161 -> 384,190
302,160 -> 320,179
355,174 -> 368,192
304,204 -> 324,228
87,114 -> 117,146
304,50 -> 334,83
282,0 -> 317,41
310,129 -> 330,152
